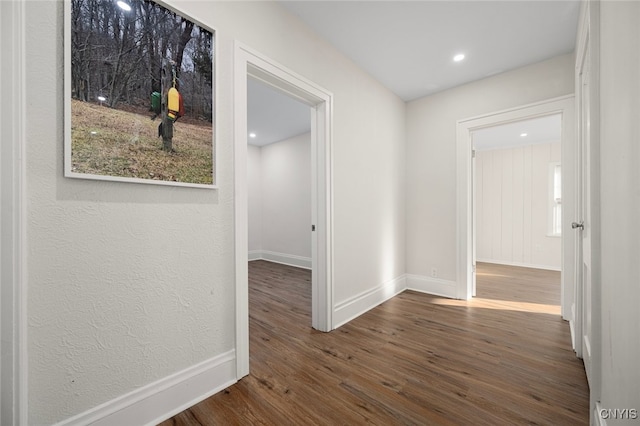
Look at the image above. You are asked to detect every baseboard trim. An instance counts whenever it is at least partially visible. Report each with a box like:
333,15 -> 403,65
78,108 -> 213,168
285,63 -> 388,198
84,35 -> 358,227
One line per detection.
54,350 -> 237,426
406,274 -> 457,299
476,259 -> 561,272
333,275 -> 407,328
594,402 -> 607,426
248,250 -> 262,261
247,250 -> 312,270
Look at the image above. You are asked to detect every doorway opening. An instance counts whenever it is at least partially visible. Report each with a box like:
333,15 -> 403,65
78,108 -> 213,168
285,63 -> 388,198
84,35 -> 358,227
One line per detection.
234,43 -> 334,379
246,76 -> 314,351
471,114 -> 563,307
456,96 -> 575,325
247,76 -> 312,272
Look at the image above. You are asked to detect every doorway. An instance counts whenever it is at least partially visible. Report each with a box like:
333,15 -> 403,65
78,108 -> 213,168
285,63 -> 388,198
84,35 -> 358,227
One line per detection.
472,114 -> 563,268
246,77 -> 312,270
234,43 -> 334,379
456,96 -> 575,324
471,114 -> 563,305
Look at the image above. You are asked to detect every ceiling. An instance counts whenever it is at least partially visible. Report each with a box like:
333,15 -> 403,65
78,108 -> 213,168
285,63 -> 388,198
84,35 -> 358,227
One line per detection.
247,77 -> 311,147
248,1 -> 580,146
473,114 -> 562,152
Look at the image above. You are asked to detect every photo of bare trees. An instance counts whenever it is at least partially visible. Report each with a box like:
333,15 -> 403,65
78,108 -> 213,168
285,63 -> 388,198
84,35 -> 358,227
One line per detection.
67,0 -> 215,186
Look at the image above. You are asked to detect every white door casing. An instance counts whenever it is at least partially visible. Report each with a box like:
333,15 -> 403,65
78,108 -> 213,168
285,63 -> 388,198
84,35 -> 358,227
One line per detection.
1,0 -> 28,423
471,148 -> 477,297
234,42 -> 334,379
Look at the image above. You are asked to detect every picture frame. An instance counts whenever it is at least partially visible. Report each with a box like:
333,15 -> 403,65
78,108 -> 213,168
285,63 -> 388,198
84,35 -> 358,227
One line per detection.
64,0 -> 216,188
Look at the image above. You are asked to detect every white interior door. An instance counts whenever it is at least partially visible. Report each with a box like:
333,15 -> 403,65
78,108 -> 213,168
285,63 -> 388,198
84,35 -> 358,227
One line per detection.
575,44 -> 593,384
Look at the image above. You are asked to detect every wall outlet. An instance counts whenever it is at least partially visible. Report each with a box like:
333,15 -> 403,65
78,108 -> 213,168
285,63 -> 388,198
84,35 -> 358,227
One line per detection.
431,268 -> 438,278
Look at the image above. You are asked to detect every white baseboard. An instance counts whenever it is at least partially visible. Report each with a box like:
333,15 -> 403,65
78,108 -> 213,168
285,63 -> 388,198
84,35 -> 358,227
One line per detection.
54,350 -> 237,426
476,259 -> 561,272
594,402 -> 607,426
333,275 -> 407,328
247,250 -> 312,270
406,274 -> 457,299
248,250 -> 262,261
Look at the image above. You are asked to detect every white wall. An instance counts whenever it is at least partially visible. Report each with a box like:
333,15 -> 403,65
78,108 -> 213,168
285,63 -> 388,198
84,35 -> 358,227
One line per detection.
406,54 -> 574,283
476,142 -> 561,270
20,1 -> 406,424
248,133 -> 312,267
260,133 -> 311,264
247,145 -> 262,254
598,0 -> 640,419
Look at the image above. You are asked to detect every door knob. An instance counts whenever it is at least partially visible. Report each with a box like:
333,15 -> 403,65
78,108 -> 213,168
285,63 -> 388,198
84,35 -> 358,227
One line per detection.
571,221 -> 584,230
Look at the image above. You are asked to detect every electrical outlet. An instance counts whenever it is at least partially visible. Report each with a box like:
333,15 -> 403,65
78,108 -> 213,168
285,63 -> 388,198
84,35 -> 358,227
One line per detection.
431,268 -> 438,278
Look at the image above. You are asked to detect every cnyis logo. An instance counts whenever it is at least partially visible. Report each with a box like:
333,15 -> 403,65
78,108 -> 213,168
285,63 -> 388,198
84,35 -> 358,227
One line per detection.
599,408 -> 638,420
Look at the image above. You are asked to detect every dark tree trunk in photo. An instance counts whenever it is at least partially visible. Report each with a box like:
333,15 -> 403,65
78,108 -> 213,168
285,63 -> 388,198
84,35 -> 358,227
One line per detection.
175,19 -> 194,75
161,58 -> 173,152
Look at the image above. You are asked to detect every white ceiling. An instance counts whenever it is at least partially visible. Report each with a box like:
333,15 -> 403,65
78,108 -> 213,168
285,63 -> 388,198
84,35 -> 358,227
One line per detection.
248,1 -> 580,146
280,1 -> 580,102
247,77 -> 311,147
473,113 -> 562,151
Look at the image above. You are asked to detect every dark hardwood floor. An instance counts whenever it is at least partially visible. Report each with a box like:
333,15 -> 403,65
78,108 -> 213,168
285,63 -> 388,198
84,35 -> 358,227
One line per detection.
160,261 -> 589,425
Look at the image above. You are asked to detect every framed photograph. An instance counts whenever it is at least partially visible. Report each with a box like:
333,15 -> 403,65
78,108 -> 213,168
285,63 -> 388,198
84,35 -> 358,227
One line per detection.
64,0 -> 216,188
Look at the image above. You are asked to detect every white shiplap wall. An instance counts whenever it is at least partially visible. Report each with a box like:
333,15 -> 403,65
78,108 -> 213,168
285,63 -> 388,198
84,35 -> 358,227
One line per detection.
476,141 -> 561,270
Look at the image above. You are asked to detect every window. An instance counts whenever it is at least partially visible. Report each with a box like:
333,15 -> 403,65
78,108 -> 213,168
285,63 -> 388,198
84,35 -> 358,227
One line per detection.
549,163 -> 562,236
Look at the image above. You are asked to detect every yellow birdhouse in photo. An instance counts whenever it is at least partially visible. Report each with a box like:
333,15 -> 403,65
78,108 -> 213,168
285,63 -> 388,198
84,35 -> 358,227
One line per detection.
167,87 -> 180,120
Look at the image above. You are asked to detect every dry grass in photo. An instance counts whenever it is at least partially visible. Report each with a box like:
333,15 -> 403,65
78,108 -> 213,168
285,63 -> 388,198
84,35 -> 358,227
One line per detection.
70,100 -> 213,185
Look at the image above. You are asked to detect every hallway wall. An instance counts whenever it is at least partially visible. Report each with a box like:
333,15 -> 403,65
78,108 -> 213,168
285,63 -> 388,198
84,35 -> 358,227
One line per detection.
406,54 -> 574,284
598,0 -> 640,417
21,1 -> 405,424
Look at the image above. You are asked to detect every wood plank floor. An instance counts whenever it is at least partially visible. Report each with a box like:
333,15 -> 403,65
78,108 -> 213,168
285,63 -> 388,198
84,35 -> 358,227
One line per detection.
160,261 -> 589,425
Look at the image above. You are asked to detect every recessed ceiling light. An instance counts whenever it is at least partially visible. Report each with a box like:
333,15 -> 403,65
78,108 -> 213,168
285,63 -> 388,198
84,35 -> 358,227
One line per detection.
520,133 -> 528,137
116,1 -> 131,11
453,53 -> 465,62
249,133 -> 257,138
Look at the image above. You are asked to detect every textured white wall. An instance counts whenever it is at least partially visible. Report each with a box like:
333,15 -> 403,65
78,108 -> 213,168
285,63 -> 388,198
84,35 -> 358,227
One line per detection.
406,54 -> 574,281
26,3 -> 236,424
599,0 -> 640,416
175,0 -> 407,304
476,142 -> 561,270
247,145 -> 262,253
260,133 -> 311,259
25,1 -> 406,423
